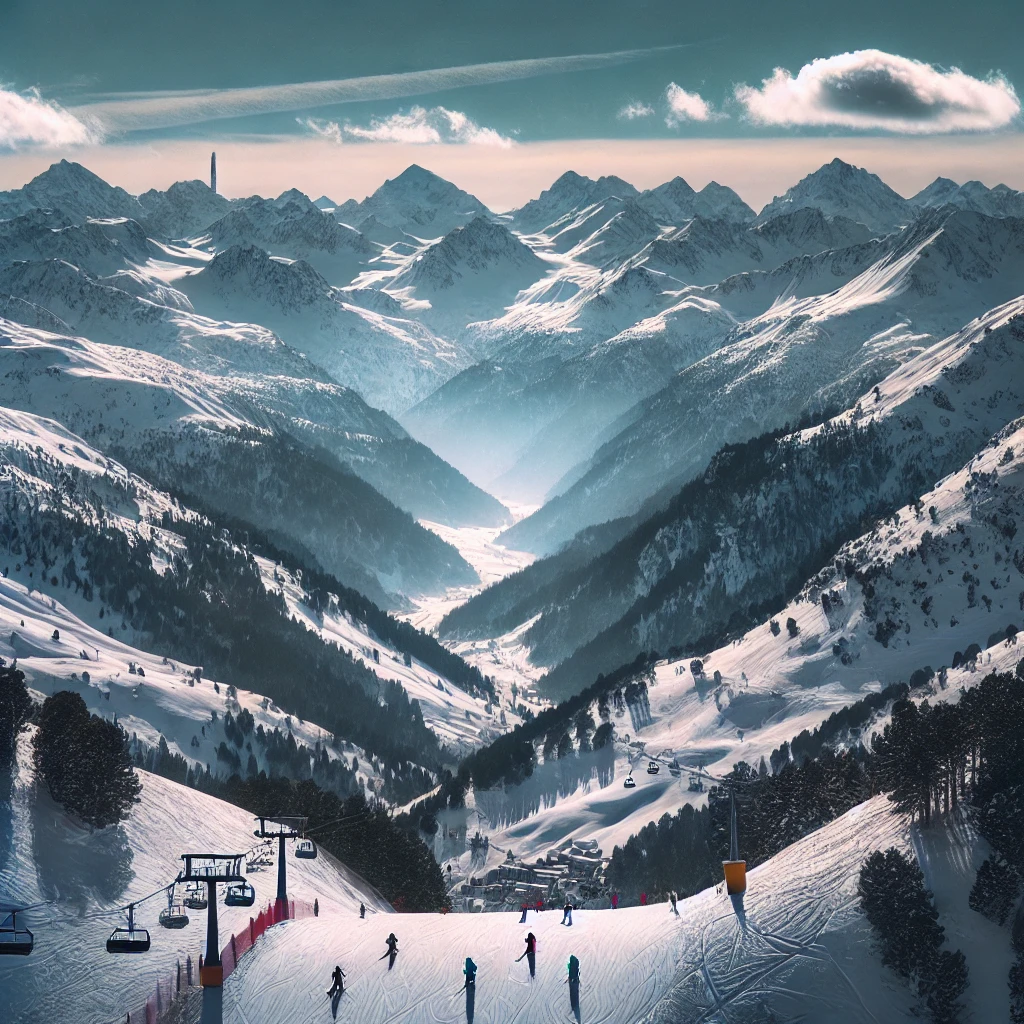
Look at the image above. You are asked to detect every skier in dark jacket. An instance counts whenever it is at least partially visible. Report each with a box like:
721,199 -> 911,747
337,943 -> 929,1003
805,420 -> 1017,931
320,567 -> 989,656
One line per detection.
561,900 -> 574,925
359,902 -> 366,919
463,957 -> 478,986
516,932 -> 537,978
567,954 -> 581,1019
326,965 -> 345,997
381,932 -> 399,969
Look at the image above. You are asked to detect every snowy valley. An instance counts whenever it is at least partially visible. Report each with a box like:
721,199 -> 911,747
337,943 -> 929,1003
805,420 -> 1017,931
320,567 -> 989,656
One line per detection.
2,152 -> 1024,1024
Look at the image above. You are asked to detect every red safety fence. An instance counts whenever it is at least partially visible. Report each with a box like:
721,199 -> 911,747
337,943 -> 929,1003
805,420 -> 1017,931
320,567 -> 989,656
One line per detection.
125,899 -> 316,1023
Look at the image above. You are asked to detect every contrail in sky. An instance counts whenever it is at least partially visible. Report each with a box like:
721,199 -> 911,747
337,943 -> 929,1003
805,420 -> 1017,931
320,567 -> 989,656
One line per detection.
71,46 -> 685,133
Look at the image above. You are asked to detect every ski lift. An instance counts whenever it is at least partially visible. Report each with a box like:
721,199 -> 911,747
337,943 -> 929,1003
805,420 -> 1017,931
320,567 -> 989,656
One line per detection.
183,883 -> 208,910
158,894 -> 190,929
687,772 -> 704,792
0,910 -> 33,956
623,774 -> 636,789
646,761 -> 660,775
106,904 -> 151,954
668,760 -> 681,778
224,882 -> 256,908
295,838 -> 318,860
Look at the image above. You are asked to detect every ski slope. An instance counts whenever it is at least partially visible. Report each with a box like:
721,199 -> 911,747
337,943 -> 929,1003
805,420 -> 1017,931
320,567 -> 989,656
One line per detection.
0,758 -> 388,1024
224,797 -> 918,1024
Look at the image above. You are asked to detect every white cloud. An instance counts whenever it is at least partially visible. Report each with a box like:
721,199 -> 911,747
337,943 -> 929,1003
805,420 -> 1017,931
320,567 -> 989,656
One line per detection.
618,102 -> 655,120
299,106 -> 513,147
665,83 -> 714,125
734,49 -> 1021,133
0,86 -> 96,150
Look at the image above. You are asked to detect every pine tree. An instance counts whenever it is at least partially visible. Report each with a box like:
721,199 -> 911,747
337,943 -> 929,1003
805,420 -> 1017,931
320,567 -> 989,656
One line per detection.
34,691 -> 141,828
0,663 -> 33,768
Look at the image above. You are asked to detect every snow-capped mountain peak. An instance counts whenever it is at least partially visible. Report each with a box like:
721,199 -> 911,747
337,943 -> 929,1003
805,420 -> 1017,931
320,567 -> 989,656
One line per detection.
756,157 -> 913,234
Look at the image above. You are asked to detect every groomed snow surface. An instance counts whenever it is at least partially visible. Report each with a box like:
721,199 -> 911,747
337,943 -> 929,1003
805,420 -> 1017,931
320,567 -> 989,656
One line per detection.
0,762 -> 387,1024
226,797 -> 920,1024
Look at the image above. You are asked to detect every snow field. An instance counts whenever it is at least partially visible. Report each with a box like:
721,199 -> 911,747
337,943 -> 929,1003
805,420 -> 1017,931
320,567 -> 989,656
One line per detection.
225,797 -> 918,1024
0,766 -> 387,1024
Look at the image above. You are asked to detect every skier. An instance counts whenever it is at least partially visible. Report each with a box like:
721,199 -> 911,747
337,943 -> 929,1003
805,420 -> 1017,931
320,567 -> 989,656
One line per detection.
516,932 -> 537,978
380,932 -> 399,969
561,900 -> 573,926
313,898 -> 319,917
463,957 -> 478,987
610,892 -> 619,910
519,902 -> 529,923
567,953 -> 581,1018
327,965 -> 345,997
670,890 -> 678,916
640,891 -> 648,906
359,902 -> 366,919
535,898 -> 544,913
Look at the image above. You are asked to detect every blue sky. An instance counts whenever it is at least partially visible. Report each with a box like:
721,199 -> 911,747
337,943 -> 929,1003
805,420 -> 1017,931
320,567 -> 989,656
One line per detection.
1,0 -> 1021,207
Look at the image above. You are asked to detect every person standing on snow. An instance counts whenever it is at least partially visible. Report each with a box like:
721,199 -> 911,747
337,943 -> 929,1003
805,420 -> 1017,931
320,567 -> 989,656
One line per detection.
561,900 -> 573,925
567,953 -> 581,1017
326,964 -> 345,997
640,892 -> 648,906
519,902 -> 529,923
516,932 -> 537,978
359,902 -> 366,919
670,891 -> 679,915
314,898 -> 319,917
610,892 -> 619,910
463,957 -> 478,987
381,932 -> 399,969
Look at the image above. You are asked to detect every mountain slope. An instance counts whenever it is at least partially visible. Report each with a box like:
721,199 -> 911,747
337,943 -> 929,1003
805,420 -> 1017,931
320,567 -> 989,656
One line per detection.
756,158 -> 914,234
0,321 -> 479,601
0,258 -> 508,528
180,245 -> 463,414
337,164 -> 491,238
491,296 -> 1024,697
511,170 -> 639,234
505,209 -> 1024,553
635,175 -> 755,225
205,191 -> 376,285
225,795 -> 919,1024
0,160 -> 145,224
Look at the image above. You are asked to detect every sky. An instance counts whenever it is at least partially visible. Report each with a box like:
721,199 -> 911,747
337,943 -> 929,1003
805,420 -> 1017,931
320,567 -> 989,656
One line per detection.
1,0 -> 1022,209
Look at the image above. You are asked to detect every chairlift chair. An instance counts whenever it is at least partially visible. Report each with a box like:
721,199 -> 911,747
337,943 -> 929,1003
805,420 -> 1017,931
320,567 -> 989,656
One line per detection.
688,772 -> 704,792
0,910 -> 34,956
225,882 -> 256,908
183,883 -> 208,911
106,904 -> 151,954
158,901 -> 190,929
295,838 -> 318,860
646,761 -> 660,775
623,774 -> 636,789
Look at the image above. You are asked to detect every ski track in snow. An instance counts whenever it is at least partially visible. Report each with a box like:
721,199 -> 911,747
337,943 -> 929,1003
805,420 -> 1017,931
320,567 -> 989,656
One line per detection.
223,797 -> 917,1024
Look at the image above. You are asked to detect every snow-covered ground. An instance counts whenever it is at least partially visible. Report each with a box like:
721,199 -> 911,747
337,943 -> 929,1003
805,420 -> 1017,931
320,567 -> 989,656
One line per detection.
461,633 -> 1021,873
401,509 -> 549,717
0,573 -> 398,797
224,796 -> 923,1023
257,554 -> 510,754
0,758 -> 387,1024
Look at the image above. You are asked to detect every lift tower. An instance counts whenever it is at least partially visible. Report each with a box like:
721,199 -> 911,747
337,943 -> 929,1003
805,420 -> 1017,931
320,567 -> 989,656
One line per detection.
178,853 -> 245,987
254,815 -> 308,916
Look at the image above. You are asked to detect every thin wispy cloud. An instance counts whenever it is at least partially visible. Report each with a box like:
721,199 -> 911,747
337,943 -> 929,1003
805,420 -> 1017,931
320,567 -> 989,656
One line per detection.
300,107 -> 513,147
735,49 -> 1021,132
0,86 -> 97,150
618,102 -> 654,120
69,46 -> 683,134
664,82 -> 715,125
